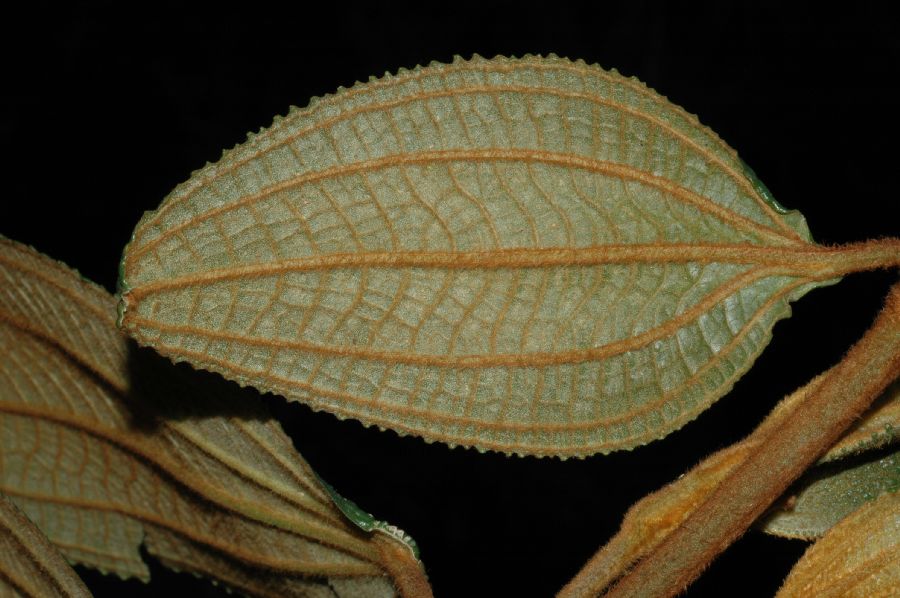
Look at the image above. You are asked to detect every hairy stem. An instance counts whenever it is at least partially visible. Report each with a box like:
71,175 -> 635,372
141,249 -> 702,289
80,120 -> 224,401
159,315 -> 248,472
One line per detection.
571,280 -> 900,597
373,534 -> 434,598
818,238 -> 900,276
557,375 -> 827,598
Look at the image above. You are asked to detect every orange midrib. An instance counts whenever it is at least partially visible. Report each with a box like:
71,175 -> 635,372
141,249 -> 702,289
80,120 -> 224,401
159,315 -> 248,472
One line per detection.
1,252 -> 348,528
0,315 -> 335,522
125,242 -> 834,299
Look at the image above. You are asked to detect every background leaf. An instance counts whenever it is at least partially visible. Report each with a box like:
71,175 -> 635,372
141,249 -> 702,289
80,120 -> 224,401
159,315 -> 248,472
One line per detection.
0,238 -> 410,596
777,490 -> 900,597
819,380 -> 899,463
0,491 -> 92,598
762,447 -> 900,539
119,54 -> 835,458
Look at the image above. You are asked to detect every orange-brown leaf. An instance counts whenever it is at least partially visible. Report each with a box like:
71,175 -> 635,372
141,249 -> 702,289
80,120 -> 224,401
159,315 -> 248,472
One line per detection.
777,490 -> 900,598
561,371 -> 899,595
0,492 -> 92,598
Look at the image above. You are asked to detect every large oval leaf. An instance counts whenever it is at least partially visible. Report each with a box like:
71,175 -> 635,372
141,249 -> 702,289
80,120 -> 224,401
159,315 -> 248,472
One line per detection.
0,238 -> 413,596
119,54 -> 835,457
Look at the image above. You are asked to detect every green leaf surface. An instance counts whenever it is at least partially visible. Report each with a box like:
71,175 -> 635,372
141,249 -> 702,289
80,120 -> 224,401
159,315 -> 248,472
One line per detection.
820,379 -> 899,463
0,238 -> 409,597
119,54 -> 836,458
762,447 -> 900,539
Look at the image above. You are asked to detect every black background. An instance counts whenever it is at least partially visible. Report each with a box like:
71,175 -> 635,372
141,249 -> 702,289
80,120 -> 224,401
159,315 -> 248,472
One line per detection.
2,2 -> 899,597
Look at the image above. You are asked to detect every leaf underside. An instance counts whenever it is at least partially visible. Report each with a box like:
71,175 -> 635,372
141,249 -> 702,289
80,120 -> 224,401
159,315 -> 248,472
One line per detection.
0,492 -> 92,598
761,382 -> 900,540
119,54 -> 831,457
777,490 -> 900,598
0,238 -> 398,597
763,447 -> 900,539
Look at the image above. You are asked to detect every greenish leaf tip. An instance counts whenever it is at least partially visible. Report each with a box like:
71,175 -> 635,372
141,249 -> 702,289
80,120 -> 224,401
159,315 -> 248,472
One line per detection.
317,474 -> 421,560
763,448 -> 900,539
738,157 -> 790,214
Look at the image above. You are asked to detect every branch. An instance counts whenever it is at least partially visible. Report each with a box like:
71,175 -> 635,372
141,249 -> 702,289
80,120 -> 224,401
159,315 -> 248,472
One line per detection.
558,374 -> 826,597
562,280 -> 900,597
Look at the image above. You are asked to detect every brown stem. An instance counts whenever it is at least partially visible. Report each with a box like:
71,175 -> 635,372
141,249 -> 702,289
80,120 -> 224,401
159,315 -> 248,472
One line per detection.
557,375 -> 827,598
601,281 -> 900,598
817,237 -> 900,276
373,534 -> 434,598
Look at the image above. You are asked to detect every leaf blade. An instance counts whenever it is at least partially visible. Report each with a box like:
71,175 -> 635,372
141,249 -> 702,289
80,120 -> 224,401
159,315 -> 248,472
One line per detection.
762,447 -> 900,539
119,55 -> 833,457
0,238 -> 413,596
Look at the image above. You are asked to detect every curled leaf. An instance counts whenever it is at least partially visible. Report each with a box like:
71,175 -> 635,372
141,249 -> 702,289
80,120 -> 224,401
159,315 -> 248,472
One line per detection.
0,492 -> 92,598
0,238 -> 421,596
762,447 -> 900,539
118,54 -> 846,457
820,379 -> 899,463
777,490 -> 900,598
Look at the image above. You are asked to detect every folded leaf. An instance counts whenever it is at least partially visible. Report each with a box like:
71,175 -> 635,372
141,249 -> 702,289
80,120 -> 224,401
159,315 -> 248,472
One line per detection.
0,238 -> 417,596
820,379 -> 899,463
762,447 -> 900,539
777,490 -> 900,598
0,492 -> 92,598
119,54 -> 842,457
